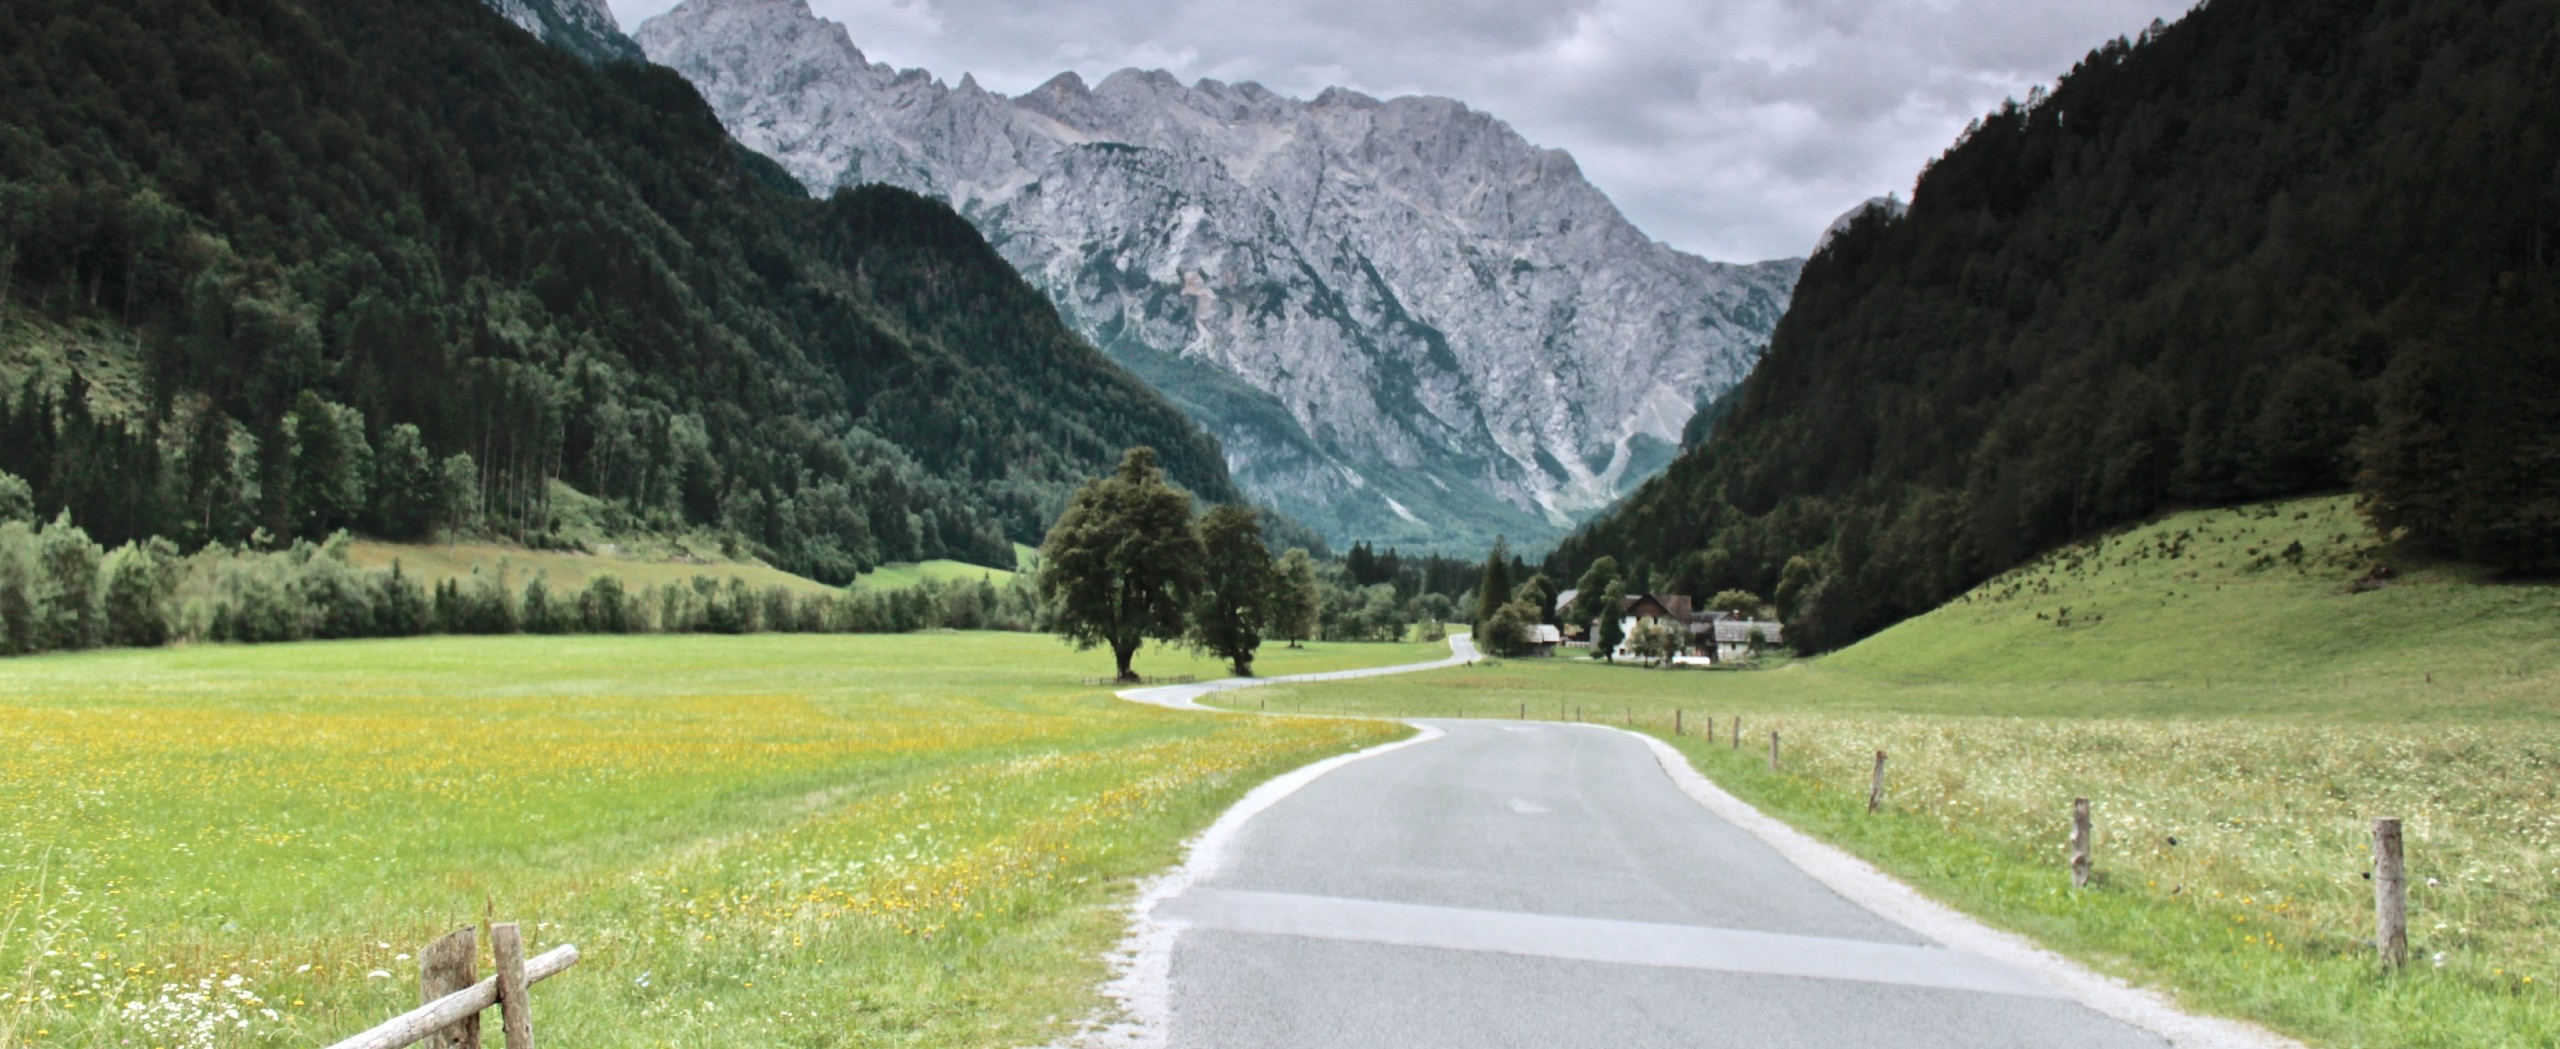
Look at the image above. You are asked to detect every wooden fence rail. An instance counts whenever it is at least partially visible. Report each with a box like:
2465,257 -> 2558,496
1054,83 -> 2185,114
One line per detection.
1082,675 -> 1197,687
326,924 -> 579,1049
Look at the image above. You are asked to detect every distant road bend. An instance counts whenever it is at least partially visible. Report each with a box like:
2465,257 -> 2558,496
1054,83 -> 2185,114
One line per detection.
1109,639 -> 2297,1049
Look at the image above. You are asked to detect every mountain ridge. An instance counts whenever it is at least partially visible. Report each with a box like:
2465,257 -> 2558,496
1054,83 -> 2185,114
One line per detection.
0,0 -> 1237,583
633,0 -> 1801,552
1554,0 -> 2560,651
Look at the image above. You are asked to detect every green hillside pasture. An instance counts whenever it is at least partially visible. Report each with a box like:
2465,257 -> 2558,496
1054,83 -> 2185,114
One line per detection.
1229,497 -> 2560,1047
0,633 -> 1420,1048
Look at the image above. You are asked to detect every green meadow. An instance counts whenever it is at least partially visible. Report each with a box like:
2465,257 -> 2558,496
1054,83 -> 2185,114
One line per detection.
1236,496 -> 2560,1047
0,633 -> 1428,1048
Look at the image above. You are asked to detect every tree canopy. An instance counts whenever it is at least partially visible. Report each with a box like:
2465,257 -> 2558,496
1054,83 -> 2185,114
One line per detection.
1037,448 -> 1206,681
1192,504 -> 1272,676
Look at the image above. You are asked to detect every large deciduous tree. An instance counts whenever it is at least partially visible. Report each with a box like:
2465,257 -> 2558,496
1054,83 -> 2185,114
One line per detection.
1266,547 -> 1320,648
1038,448 -> 1206,682
1193,505 -> 1272,676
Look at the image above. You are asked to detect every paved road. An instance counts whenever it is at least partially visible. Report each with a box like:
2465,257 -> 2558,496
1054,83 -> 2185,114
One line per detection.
1149,717 -> 2174,1048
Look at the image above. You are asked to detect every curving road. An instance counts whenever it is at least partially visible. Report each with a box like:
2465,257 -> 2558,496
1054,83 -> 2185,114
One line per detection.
1103,641 -> 2288,1049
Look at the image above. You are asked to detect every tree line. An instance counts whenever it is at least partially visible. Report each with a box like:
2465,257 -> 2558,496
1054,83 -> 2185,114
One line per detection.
1554,0 -> 2559,652
0,470 -> 1033,658
0,0 -> 1234,584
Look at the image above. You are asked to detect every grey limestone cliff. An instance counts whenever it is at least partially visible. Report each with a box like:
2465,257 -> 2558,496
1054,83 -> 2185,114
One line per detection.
636,0 -> 1801,550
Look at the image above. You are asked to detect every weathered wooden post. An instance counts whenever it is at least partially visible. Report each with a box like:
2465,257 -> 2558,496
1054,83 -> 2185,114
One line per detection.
1519,701 -> 1526,720
2070,798 -> 2092,889
1868,750 -> 1887,813
1731,718 -> 1740,750
491,923 -> 534,1049
1767,730 -> 1780,771
1675,710 -> 1683,736
420,927 -> 480,1049
2375,817 -> 2407,969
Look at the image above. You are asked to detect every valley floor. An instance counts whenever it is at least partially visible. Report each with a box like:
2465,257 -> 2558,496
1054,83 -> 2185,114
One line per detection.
1222,496 -> 2560,1048
0,632 -> 1436,1048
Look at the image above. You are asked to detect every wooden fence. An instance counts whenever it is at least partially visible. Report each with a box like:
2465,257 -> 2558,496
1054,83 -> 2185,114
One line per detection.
326,923 -> 580,1049
1082,674 -> 1197,687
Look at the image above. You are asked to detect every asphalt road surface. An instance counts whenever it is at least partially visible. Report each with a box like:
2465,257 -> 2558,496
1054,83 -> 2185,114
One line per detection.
1150,717 -> 2174,1048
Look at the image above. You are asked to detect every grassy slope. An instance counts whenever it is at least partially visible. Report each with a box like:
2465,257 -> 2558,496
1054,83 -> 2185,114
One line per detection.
1233,495 -> 2560,1047
0,633 -> 1432,1047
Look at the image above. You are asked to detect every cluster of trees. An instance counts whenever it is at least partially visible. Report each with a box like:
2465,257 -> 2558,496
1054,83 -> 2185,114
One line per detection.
1038,448 -> 1394,680
0,0 -> 1234,583
1556,0 -> 2559,652
1036,448 -> 1485,680
0,475 -> 1032,658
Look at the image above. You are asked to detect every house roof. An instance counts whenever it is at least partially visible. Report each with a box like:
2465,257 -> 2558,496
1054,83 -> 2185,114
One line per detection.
1529,624 -> 1563,644
1555,588 -> 1578,610
1714,619 -> 1784,644
1621,594 -> 1694,621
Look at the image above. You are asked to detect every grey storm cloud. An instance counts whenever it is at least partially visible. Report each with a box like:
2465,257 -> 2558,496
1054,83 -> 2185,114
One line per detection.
608,0 -> 2195,261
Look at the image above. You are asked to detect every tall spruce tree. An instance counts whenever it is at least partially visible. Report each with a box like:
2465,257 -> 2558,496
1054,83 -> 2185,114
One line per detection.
1037,448 -> 1206,682
1472,537 -> 1512,634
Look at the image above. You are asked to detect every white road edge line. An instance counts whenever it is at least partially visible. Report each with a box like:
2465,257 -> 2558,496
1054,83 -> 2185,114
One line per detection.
1618,728 -> 2307,1049
1047,636 -> 1473,1048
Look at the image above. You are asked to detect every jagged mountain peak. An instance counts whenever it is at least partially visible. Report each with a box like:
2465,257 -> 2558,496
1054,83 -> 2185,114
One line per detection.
635,0 -> 1802,550
484,0 -> 643,64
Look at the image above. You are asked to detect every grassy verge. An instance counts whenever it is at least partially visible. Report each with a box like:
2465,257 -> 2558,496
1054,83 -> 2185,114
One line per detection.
1226,496 -> 2560,1047
0,632 -> 1421,1048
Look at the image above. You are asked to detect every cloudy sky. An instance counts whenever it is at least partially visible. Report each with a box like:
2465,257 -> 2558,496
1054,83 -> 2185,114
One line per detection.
604,0 -> 2194,262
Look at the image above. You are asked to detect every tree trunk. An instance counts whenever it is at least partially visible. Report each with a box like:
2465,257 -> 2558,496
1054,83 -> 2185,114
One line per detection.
1114,640 -> 1139,683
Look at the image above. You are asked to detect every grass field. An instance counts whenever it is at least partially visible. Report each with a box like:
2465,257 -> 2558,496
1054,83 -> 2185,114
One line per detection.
342,540 -> 1031,598
1227,496 -> 2560,1047
0,632 -> 1430,1048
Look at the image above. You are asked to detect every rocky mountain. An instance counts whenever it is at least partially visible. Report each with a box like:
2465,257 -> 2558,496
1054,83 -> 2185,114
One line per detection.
631,0 -> 1801,551
484,0 -> 643,63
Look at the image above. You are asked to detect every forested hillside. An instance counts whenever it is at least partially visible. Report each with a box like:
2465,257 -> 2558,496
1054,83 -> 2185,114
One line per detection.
0,0 -> 1236,584
1556,0 -> 2560,651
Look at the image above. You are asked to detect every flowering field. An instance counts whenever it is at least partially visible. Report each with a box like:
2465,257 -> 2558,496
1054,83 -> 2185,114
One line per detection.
0,632 -> 1414,1048
1237,497 -> 2560,1047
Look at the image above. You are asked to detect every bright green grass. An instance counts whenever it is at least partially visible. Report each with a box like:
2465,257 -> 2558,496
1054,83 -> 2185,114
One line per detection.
1231,496 -> 2560,1047
0,632 -> 1424,1048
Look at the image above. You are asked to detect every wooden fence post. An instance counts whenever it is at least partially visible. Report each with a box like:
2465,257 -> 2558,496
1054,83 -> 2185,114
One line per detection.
2070,798 -> 2092,889
420,927 -> 480,1049
1519,701 -> 1526,720
1731,718 -> 1740,750
1767,730 -> 1779,771
491,923 -> 533,1049
1675,710 -> 1683,736
1868,750 -> 1887,813
2375,817 -> 2407,969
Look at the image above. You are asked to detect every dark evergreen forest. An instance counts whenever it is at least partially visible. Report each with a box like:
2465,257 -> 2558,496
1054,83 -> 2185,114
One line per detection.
1556,0 -> 2560,651
0,0 -> 1237,584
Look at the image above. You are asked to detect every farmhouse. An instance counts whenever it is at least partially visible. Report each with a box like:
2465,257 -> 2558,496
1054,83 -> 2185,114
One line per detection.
1591,593 -> 1783,665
